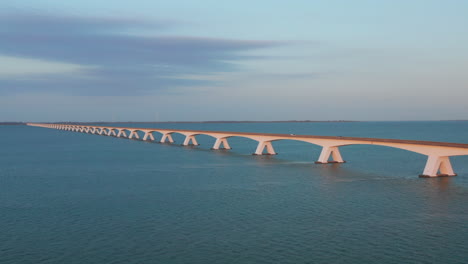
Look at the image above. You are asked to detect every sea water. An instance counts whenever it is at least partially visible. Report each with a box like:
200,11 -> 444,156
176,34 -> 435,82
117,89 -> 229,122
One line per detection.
1,121 -> 468,264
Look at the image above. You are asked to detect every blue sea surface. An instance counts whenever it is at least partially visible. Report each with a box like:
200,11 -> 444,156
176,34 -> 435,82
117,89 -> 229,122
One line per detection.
1,121 -> 468,264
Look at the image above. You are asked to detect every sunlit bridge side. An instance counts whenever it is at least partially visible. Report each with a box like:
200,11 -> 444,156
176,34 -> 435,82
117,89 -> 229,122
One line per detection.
27,123 -> 468,178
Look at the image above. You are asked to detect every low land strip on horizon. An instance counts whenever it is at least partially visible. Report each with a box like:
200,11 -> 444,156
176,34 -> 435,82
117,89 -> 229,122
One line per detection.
2,120 -> 468,125
1,120 -> 357,125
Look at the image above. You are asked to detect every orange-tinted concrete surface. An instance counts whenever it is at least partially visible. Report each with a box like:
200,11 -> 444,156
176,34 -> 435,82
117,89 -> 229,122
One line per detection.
27,123 -> 468,178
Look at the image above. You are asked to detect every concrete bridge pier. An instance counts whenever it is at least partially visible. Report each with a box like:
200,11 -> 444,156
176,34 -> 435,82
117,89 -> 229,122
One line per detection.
128,130 -> 140,139
211,138 -> 231,150
160,133 -> 174,143
143,132 -> 155,141
315,146 -> 345,164
182,135 -> 199,146
253,141 -> 277,155
108,129 -> 117,136
419,156 -> 457,177
117,129 -> 128,138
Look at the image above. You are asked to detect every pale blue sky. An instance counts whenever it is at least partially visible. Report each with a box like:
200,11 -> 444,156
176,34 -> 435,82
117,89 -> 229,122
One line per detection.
1,0 -> 467,121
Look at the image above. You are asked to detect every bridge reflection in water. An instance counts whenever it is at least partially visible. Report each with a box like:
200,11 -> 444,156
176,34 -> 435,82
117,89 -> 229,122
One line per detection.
27,123 -> 468,178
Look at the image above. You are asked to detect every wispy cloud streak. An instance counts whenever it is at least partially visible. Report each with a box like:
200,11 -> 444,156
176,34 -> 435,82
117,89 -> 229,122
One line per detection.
0,13 -> 281,95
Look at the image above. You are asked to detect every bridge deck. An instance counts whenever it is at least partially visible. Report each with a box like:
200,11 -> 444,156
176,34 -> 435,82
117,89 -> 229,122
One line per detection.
27,123 -> 468,177
89,125 -> 468,149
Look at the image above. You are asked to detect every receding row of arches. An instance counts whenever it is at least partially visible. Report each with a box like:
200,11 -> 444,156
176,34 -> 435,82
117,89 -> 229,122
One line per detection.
27,123 -> 467,178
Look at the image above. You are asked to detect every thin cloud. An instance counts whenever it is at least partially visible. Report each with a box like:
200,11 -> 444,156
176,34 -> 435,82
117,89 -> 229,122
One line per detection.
0,13 -> 283,95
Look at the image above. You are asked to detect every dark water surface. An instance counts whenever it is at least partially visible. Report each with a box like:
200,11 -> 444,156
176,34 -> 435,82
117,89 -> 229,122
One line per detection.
1,122 -> 468,264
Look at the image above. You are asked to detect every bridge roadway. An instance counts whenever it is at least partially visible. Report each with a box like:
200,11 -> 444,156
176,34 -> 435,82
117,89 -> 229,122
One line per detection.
27,123 -> 468,178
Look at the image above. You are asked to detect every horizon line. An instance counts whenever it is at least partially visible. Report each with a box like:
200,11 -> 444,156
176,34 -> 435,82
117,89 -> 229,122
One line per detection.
2,120 -> 468,124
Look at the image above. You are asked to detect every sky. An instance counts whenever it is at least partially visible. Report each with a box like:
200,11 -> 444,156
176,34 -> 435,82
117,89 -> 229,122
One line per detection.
1,0 -> 467,121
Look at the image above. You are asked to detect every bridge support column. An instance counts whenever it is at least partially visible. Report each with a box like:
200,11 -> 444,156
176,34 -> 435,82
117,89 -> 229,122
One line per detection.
253,141 -> 277,155
98,128 -> 105,135
182,135 -> 199,146
108,129 -> 116,136
128,130 -> 140,139
315,146 -> 345,164
117,130 -> 127,138
419,156 -> 457,177
160,133 -> 174,143
211,138 -> 231,150
143,132 -> 155,141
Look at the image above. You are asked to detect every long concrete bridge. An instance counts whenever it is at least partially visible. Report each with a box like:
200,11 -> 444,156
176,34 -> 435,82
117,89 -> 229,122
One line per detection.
27,123 -> 468,178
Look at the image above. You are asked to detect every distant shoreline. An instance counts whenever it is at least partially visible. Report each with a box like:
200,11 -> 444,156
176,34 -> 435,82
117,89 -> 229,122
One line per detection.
77,120 -> 358,124
1,120 -> 356,125
2,120 -> 467,125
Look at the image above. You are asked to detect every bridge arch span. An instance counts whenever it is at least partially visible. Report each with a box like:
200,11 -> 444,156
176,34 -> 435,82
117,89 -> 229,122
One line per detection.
27,123 -> 468,178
